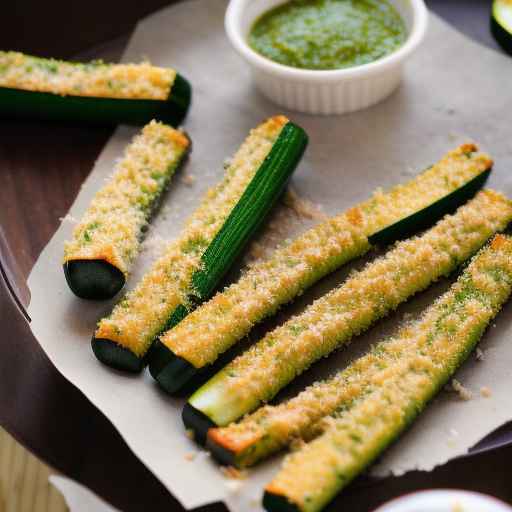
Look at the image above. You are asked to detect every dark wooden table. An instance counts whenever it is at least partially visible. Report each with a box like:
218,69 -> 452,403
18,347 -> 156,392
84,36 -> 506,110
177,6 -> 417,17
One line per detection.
1,1 -> 511,511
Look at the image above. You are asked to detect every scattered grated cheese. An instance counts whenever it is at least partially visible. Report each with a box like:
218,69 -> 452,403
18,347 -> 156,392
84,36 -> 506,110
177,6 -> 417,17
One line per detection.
220,466 -> 247,480
451,379 -> 473,401
59,214 -> 78,224
0,51 -> 176,100
283,187 -> 328,221
140,233 -> 169,259
181,173 -> 196,187
475,347 -> 486,361
480,386 -> 492,398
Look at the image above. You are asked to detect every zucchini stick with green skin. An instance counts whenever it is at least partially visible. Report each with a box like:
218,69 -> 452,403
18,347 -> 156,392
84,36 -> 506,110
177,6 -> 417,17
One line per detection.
92,116 -> 308,372
491,0 -> 512,56
184,190 -> 512,442
63,121 -> 190,300
207,193 -> 512,467
150,144 -> 492,393
264,234 -> 512,512
0,51 -> 191,126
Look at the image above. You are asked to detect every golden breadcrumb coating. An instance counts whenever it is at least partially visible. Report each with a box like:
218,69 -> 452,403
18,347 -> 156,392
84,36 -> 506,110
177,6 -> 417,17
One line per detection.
0,51 -> 176,100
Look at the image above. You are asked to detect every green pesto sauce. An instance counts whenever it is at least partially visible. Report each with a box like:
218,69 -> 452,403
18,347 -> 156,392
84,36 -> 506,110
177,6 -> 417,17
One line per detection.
249,0 -> 407,70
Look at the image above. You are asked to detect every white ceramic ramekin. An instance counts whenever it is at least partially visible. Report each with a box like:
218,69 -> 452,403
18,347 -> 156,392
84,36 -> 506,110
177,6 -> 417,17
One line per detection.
225,0 -> 428,115
373,490 -> 512,512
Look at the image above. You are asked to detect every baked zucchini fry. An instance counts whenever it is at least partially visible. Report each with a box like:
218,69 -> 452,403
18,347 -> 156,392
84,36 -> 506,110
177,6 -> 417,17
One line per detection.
150,144 -> 492,393
63,121 -> 190,300
92,116 -> 308,372
207,191 -> 512,466
184,190 -> 512,442
0,51 -> 191,126
491,0 -> 512,56
264,234 -> 512,512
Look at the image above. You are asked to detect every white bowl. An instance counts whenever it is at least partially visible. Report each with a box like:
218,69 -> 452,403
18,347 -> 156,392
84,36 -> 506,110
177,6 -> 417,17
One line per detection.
373,490 -> 512,512
225,0 -> 428,115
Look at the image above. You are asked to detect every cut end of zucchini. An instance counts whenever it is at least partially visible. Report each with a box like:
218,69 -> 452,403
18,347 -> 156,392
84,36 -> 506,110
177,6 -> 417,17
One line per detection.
263,491 -> 300,512
492,0 -> 512,55
63,260 -> 125,300
91,337 -> 144,373
164,73 -> 192,126
369,168 -> 491,246
182,402 -> 216,445
148,340 -> 199,394
206,433 -> 237,467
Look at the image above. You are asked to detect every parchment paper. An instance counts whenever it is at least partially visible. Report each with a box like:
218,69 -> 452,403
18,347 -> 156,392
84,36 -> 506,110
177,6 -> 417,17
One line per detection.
28,1 -> 512,510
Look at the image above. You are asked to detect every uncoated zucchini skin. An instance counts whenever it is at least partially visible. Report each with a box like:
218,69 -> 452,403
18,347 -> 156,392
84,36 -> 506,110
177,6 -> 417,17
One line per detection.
0,73 -> 191,126
369,168 -> 490,245
151,145 -> 492,396
94,119 -> 308,373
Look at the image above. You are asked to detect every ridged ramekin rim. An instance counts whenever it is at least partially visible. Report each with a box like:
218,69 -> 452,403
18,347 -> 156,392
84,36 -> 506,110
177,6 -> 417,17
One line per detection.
225,0 -> 429,83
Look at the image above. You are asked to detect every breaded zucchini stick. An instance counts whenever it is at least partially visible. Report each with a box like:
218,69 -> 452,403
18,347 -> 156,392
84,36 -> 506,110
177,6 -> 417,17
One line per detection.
264,234 -> 512,512
63,121 -> 190,300
92,116 -> 308,372
0,51 -> 191,125
185,190 -> 512,441
151,144 -> 492,393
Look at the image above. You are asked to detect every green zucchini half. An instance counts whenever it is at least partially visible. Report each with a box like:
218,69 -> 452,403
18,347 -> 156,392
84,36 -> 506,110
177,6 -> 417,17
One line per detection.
149,147 -> 492,396
0,74 -> 190,126
93,118 -> 308,372
0,50 -> 191,126
491,0 -> 512,56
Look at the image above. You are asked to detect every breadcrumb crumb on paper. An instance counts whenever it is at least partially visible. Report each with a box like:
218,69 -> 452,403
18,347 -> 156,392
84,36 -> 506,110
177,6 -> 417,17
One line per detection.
475,348 -> 486,361
451,379 -> 473,401
181,173 -> 196,187
220,466 -> 248,480
480,386 -> 492,398
283,187 -> 328,221
59,214 -> 78,224
140,233 -> 168,259
184,452 -> 197,461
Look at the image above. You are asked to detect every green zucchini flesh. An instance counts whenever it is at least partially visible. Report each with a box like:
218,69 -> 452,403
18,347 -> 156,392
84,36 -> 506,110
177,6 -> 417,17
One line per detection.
93,118 -> 308,372
183,190 -> 512,442
264,234 -> 512,512
492,0 -> 512,56
149,145 -> 492,396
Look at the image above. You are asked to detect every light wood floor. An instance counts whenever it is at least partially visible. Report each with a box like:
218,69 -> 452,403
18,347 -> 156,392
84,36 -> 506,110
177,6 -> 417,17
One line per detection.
0,428 -> 67,512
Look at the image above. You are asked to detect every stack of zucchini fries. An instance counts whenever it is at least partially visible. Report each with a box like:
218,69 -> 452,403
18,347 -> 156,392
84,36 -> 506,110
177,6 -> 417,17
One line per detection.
55,63 -> 511,509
